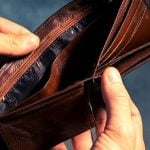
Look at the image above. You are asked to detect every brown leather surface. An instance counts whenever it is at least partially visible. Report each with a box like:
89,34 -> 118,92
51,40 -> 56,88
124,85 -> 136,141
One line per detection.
0,0 -> 97,101
0,82 -> 95,149
0,0 -> 150,149
95,0 -> 150,73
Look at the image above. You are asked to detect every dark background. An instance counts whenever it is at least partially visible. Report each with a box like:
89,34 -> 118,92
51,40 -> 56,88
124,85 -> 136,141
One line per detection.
0,0 -> 149,149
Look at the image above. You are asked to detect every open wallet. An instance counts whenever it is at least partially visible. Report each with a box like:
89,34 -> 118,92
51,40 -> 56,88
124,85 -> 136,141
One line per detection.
0,0 -> 150,149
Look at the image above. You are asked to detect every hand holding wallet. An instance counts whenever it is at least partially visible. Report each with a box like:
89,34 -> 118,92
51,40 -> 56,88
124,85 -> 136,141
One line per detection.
0,0 -> 150,149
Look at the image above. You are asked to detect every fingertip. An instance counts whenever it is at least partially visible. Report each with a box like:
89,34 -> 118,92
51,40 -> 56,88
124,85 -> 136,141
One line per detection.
0,33 -> 40,56
101,67 -> 128,104
102,67 -> 121,84
23,33 -> 40,53
14,33 -> 40,56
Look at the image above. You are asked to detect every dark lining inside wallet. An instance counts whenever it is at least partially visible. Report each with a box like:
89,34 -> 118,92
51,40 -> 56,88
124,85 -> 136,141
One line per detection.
0,0 -> 122,112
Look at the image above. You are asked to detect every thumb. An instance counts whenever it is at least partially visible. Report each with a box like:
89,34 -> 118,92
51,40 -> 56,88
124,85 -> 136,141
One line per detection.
0,32 -> 40,56
101,67 -> 132,133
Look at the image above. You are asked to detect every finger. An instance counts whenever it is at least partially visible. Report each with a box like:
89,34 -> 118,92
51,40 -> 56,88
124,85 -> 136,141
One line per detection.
51,142 -> 67,150
129,99 -> 143,131
96,107 -> 107,136
72,130 -> 93,150
129,99 -> 145,149
101,67 -> 132,133
0,17 -> 30,34
0,32 -> 39,56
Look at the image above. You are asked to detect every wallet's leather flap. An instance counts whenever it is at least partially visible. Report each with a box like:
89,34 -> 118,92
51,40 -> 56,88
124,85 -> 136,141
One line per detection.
0,0 -> 149,149
0,0 -> 98,102
0,78 -> 101,150
96,42 -> 150,75
95,0 -> 150,74
0,0 -> 123,112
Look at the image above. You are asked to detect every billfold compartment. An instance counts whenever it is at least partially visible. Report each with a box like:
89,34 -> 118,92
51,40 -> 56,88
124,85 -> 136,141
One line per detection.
96,0 -> 150,68
0,0 -> 149,149
0,0 -> 123,112
96,42 -> 150,75
0,12 -> 97,112
0,0 -> 99,110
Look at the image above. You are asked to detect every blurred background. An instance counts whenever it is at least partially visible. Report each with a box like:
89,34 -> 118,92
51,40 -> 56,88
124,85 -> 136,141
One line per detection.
0,0 -> 149,149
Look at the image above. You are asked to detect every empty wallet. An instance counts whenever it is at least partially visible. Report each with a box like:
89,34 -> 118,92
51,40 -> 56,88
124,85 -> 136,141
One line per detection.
0,0 -> 150,149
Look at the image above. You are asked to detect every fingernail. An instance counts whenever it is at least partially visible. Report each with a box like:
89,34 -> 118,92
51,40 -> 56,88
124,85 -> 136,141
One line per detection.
107,68 -> 122,83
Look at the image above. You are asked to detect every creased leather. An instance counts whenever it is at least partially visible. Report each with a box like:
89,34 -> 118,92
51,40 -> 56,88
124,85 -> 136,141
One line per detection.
0,0 -> 106,102
0,0 -> 149,149
0,15 -> 97,112
0,80 -> 97,149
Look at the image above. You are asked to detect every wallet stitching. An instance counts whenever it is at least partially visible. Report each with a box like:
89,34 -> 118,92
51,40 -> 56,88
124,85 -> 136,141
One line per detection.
0,0 -> 149,148
115,6 -> 147,57
0,8 -> 92,101
0,1 -> 86,82
96,42 -> 150,75
99,0 -> 140,63
109,43 -> 150,67
101,0 -> 144,62
34,0 -> 91,35
95,0 -> 132,74
96,0 -> 146,73
100,0 -> 131,58
104,4 -> 147,62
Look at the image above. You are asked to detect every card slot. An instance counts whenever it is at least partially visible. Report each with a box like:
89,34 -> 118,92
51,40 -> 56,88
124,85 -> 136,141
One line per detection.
96,45 -> 150,76
117,6 -> 150,56
98,0 -> 131,61
107,2 -> 147,59
0,1 -> 150,149
96,5 -> 150,74
99,0 -> 141,65
114,46 -> 150,75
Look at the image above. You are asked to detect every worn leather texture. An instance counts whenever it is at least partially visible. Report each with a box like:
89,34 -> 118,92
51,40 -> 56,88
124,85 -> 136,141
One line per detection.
0,0 -> 150,149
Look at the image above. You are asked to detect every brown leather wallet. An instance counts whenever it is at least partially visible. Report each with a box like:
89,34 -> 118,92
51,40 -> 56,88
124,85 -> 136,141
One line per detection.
0,0 -> 150,149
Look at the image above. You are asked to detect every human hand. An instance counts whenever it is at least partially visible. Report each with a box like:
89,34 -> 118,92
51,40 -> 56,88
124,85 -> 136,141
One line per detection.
0,17 -> 39,56
52,67 -> 145,150
91,67 -> 145,150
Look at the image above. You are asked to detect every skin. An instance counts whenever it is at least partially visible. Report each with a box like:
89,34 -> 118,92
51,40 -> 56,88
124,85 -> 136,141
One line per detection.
0,17 -> 145,150
52,68 -> 145,150
0,17 -> 39,56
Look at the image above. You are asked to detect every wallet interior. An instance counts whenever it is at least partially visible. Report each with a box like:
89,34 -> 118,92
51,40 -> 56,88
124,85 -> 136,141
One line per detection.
0,0 -> 123,112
